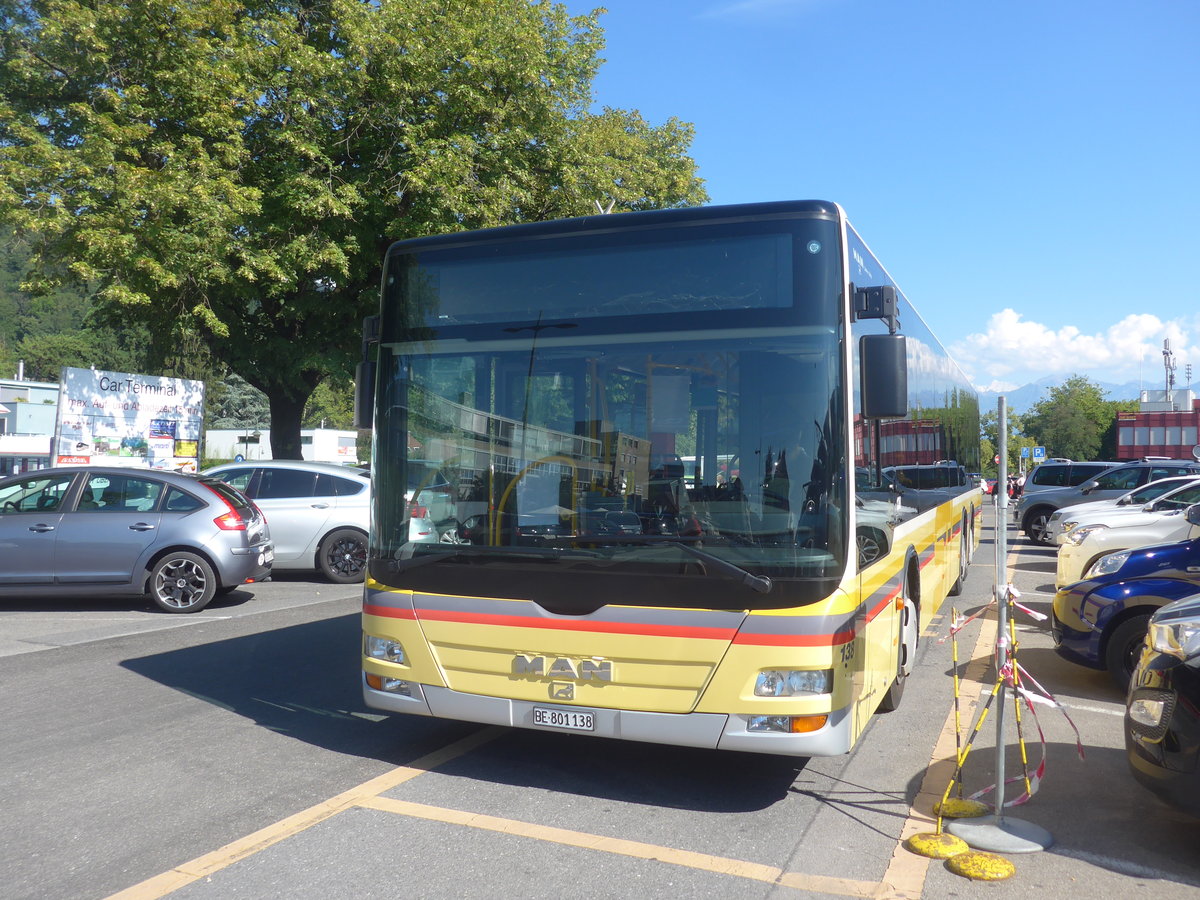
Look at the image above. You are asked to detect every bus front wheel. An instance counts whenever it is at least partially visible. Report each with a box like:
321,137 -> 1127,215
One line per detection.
878,588 -> 917,713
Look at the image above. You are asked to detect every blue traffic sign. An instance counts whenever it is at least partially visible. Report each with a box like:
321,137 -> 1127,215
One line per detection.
1020,447 -> 1030,458
1032,446 -> 1046,459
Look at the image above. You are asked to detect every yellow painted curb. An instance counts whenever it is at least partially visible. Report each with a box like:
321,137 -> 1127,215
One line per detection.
945,850 -> 1017,881
933,797 -> 990,818
904,832 -> 970,859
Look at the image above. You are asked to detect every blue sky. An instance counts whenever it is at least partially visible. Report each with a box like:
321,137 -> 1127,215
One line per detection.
567,0 -> 1200,394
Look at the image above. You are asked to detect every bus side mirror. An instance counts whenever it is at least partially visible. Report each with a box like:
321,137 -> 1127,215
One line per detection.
354,359 -> 376,429
861,333 -> 908,420
354,315 -> 380,429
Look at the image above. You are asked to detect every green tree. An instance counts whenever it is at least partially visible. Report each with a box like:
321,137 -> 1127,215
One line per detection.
1022,375 -> 1114,460
0,0 -> 706,458
302,378 -> 354,430
207,373 -> 270,429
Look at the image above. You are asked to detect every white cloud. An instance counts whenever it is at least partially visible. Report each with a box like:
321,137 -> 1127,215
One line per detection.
949,309 -> 1200,390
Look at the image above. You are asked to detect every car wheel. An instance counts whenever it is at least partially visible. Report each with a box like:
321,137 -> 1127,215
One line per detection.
1105,614 -> 1152,691
318,528 -> 367,584
439,522 -> 468,544
149,552 -> 217,613
879,582 -> 917,713
1023,508 -> 1054,545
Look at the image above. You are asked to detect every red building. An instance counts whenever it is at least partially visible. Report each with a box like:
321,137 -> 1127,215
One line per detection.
1116,390 -> 1200,461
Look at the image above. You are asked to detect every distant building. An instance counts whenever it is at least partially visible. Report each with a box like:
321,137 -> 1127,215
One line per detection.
0,376 -> 58,475
204,428 -> 361,465
1116,390 -> 1200,461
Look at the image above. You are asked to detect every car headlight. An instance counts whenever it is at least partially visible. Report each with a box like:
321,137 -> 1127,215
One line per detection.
1148,617 -> 1200,661
1063,523 -> 1107,546
1084,549 -> 1130,579
754,669 -> 833,696
1059,519 -> 1078,533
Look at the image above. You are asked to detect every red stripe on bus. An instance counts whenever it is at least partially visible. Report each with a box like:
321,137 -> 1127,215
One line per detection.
732,630 -> 855,647
364,604 -> 416,619
367,602 -> 897,648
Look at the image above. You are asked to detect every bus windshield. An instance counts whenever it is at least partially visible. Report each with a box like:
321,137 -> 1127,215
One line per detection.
371,215 -> 848,609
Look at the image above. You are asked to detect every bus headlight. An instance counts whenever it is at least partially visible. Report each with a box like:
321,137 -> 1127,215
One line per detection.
754,669 -> 832,696
365,635 -> 406,664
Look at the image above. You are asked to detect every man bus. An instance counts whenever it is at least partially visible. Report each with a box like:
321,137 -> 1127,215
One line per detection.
357,200 -> 980,756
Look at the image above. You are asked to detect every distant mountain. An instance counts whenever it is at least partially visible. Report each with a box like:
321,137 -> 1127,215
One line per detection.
977,377 -> 1192,415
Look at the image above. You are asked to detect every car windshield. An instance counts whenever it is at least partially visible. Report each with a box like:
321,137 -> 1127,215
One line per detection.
1154,484 -> 1200,511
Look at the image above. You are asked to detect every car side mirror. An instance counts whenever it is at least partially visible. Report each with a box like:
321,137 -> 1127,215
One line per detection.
1186,504 -> 1200,527
1080,480 -> 1100,495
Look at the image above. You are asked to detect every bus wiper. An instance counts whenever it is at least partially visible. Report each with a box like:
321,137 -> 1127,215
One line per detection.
390,544 -> 602,573
543,535 -> 773,595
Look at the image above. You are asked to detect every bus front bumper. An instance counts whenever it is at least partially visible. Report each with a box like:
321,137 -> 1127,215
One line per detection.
364,675 -> 854,757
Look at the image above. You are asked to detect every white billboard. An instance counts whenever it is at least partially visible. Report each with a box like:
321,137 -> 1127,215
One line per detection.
54,367 -> 206,471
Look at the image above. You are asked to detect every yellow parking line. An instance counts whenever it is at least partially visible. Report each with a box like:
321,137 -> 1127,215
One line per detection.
105,727 -> 504,900
358,795 -> 878,897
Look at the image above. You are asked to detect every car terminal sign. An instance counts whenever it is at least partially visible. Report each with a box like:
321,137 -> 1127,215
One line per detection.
53,366 -> 206,471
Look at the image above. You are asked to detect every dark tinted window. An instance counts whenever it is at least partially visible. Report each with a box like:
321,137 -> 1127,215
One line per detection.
333,475 -> 368,496
1093,467 -> 1143,491
1030,466 -> 1069,487
1065,464 -> 1113,486
255,468 -> 317,499
165,488 -> 204,512
1152,465 -> 1199,481
314,473 -> 367,497
315,473 -> 336,497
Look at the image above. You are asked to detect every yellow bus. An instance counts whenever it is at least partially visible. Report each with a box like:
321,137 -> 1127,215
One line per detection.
358,200 -> 980,756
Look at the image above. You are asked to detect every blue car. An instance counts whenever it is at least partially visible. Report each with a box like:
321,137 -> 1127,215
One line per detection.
1052,506 -> 1200,689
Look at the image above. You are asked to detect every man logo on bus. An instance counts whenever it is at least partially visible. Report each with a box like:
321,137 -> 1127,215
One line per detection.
512,654 -> 613,682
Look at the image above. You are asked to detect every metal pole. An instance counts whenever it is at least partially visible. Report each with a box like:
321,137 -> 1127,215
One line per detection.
947,396 -> 1053,853
994,397 -> 1010,824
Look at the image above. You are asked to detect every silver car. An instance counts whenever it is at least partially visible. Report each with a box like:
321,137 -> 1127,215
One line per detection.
203,460 -> 370,583
0,466 -> 273,612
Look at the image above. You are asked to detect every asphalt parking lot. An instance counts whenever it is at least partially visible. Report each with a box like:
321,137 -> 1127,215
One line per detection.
3,504 -> 1199,899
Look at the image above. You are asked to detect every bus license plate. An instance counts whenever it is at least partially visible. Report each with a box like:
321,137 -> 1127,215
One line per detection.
532,707 -> 594,732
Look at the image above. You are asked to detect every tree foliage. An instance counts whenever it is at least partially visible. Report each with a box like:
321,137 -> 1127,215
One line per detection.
0,0 -> 707,457
1022,374 -> 1126,461
979,409 -> 1036,476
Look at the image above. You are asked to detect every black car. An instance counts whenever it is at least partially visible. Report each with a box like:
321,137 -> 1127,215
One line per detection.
1125,593 -> 1200,817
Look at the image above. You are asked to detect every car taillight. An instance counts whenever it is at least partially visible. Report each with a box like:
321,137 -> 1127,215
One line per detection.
214,511 -> 248,530
204,484 -> 248,531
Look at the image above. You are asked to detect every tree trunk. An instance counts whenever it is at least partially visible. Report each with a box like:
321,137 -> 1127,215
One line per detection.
268,390 -> 308,459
